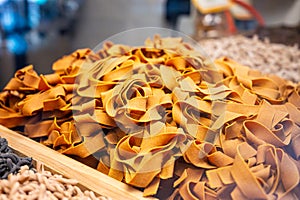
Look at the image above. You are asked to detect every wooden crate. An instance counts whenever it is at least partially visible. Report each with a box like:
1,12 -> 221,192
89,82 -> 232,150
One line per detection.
0,125 -> 156,200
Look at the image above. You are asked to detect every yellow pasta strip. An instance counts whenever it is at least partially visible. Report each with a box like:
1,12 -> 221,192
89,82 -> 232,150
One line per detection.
244,120 -> 292,147
18,86 -> 66,116
183,140 -> 216,169
143,177 -> 160,197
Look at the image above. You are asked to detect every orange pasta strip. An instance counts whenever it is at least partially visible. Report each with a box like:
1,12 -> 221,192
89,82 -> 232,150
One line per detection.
231,144 -> 268,199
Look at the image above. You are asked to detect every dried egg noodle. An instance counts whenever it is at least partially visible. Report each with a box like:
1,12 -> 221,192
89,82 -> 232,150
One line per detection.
0,36 -> 299,199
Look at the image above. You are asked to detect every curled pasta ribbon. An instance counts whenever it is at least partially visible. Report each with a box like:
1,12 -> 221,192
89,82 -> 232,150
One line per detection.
288,85 -> 300,108
0,49 -> 105,158
231,144 -> 299,199
0,48 -> 91,125
40,119 -> 105,158
52,48 -> 91,74
18,86 -> 66,116
108,127 -> 187,188
4,65 -> 40,91
0,91 -> 29,127
201,143 -> 299,200
170,167 -> 216,200
172,96 -> 213,139
215,57 -> 294,103
183,140 -> 216,169
244,101 -> 294,147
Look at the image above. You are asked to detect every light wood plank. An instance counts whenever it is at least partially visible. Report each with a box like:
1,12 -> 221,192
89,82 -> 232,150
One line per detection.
0,125 -> 156,200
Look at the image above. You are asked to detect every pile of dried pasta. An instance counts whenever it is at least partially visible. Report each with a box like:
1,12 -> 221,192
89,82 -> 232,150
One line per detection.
199,35 -> 300,82
0,137 -> 109,199
0,35 -> 299,199
0,137 -> 33,179
0,165 -> 110,200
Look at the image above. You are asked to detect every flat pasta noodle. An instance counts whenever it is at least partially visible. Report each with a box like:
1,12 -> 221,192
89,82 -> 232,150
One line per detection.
110,127 -> 187,188
4,65 -> 40,91
288,85 -> 300,108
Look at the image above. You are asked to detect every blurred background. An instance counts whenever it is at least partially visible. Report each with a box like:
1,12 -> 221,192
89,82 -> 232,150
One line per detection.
0,0 -> 299,88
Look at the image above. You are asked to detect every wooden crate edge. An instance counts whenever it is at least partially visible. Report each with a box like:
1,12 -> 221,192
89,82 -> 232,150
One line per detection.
0,125 -> 156,200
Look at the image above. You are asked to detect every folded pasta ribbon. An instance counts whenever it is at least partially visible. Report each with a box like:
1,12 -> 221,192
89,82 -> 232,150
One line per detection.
42,119 -> 106,158
109,127 -> 187,188
215,57 -> 293,103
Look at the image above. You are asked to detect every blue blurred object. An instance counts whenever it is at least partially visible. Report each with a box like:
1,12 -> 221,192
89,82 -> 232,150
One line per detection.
6,34 -> 27,55
0,0 -> 7,5
0,0 -> 82,70
28,0 -> 47,5
1,9 -> 16,32
235,19 -> 257,31
0,2 -> 28,33
165,0 -> 190,29
28,2 -> 40,28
